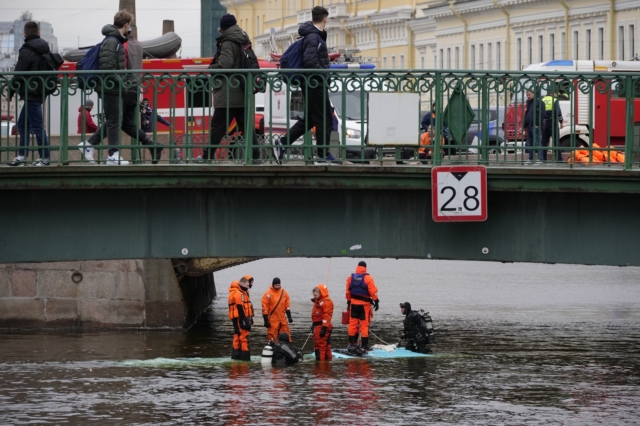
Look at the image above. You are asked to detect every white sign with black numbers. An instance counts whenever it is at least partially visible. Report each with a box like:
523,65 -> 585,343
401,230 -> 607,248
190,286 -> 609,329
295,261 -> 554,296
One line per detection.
432,166 -> 487,222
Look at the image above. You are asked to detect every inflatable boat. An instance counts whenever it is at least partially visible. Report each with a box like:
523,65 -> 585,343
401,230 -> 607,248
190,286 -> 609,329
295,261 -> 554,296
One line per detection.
63,32 -> 182,62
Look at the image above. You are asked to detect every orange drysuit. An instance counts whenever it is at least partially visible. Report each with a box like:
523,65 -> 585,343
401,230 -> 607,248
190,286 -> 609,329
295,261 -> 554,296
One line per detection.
261,284 -> 292,342
345,265 -> 379,347
312,284 -> 334,361
228,280 -> 254,360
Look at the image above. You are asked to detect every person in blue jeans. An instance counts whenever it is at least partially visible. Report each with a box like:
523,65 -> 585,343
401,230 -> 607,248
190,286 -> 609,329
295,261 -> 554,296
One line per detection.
8,21 -> 51,166
522,90 -> 546,165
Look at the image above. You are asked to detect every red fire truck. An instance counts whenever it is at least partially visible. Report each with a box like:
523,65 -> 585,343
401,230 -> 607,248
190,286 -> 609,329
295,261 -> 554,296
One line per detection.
504,60 -> 640,148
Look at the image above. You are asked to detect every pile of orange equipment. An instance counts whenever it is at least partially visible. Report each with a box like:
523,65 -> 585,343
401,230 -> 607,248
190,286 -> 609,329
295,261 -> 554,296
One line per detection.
568,143 -> 626,164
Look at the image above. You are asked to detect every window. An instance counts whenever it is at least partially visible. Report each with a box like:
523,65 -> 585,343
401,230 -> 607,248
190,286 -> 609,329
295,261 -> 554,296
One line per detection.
538,35 -> 543,62
400,54 -> 405,69
630,25 -> 636,60
561,32 -> 565,58
479,44 -> 484,70
550,34 -> 555,60
527,36 -> 532,65
455,46 -> 460,68
421,56 -> 425,69
488,43 -> 492,69
439,49 -> 443,68
470,45 -> 475,69
256,17 -> 260,36
392,55 -> 396,69
447,48 -> 451,68
586,29 -> 591,60
383,56 -> 387,68
496,41 -> 501,70
517,38 -> 522,69
573,30 -> 579,59
598,28 -> 604,60
619,26 -> 625,60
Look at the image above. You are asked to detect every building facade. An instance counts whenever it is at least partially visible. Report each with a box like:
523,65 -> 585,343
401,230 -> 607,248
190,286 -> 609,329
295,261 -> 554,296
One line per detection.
219,0 -> 639,70
201,0 -> 227,57
0,18 -> 58,71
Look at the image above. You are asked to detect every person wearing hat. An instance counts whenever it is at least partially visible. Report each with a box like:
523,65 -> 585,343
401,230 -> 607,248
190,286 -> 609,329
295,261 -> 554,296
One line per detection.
196,14 -> 261,164
77,99 -> 98,135
345,261 -> 379,351
228,276 -> 254,361
261,277 -> 293,343
271,332 -> 303,367
311,284 -> 333,361
398,302 -> 434,354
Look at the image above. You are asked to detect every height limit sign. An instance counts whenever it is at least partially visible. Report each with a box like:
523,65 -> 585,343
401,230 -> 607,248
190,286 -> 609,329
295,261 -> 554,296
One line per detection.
432,166 -> 487,222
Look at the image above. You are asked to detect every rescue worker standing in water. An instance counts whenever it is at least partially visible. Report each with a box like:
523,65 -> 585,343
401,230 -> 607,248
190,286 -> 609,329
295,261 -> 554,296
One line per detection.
228,277 -> 253,361
398,302 -> 433,354
262,278 -> 293,343
312,284 -> 334,361
346,261 -> 379,350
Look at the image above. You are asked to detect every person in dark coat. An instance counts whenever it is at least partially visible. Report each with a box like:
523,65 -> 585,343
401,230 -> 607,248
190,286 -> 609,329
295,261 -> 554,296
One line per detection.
541,89 -> 564,163
274,6 -> 335,164
140,98 -> 171,132
196,14 -> 260,164
78,11 -> 131,166
398,302 -> 434,354
271,332 -> 304,367
7,21 -> 51,166
522,89 -> 546,164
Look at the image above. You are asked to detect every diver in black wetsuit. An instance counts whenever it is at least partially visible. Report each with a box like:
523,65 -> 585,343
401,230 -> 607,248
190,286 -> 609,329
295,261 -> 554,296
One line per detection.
398,302 -> 434,354
271,332 -> 304,367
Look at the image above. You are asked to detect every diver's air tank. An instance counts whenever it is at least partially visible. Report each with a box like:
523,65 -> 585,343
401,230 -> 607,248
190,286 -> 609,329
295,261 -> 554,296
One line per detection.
261,344 -> 274,365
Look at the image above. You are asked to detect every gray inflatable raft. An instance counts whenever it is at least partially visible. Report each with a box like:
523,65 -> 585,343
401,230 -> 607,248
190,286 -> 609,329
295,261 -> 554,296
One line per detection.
63,32 -> 182,62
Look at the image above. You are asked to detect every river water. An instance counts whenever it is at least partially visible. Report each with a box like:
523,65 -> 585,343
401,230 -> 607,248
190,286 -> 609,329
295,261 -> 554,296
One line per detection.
1,258 -> 639,425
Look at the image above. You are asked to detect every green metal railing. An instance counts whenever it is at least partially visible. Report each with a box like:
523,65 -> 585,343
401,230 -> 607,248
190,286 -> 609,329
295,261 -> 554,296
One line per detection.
0,68 -> 638,168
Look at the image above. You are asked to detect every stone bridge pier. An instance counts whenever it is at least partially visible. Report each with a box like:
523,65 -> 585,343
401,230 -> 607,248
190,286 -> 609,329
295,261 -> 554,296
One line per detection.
0,258 -> 256,330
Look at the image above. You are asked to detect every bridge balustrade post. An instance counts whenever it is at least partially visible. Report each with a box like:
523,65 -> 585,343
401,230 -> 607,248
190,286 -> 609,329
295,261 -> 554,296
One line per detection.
624,75 -> 635,171
60,73 -> 69,165
480,75 -> 490,165
433,71 -> 443,166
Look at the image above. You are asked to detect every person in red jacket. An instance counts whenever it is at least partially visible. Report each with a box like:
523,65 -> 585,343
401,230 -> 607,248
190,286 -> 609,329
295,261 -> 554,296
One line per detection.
312,284 -> 333,361
77,100 -> 98,135
345,261 -> 379,351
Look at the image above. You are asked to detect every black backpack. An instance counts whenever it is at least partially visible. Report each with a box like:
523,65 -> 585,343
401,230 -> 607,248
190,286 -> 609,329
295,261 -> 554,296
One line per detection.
25,46 -> 64,96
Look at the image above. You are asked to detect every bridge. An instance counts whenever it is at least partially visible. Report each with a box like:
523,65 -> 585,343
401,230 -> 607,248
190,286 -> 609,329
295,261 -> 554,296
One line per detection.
1,67 -> 640,267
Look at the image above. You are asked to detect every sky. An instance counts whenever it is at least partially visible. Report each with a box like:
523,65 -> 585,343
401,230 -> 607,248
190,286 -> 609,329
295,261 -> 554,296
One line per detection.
0,0 -> 202,57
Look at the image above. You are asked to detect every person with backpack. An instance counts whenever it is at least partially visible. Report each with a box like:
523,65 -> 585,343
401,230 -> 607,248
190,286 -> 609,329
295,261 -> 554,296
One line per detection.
398,302 -> 434,354
274,6 -> 335,164
345,261 -> 379,352
261,278 -> 293,344
76,11 -> 131,165
195,14 -> 261,164
79,22 -> 164,164
7,21 -> 53,166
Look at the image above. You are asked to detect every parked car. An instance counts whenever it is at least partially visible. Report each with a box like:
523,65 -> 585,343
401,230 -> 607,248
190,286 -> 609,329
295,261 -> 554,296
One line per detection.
467,106 -> 507,154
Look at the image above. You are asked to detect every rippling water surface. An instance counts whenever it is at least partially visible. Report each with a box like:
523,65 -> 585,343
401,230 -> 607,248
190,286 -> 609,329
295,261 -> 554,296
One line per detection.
1,258 -> 639,425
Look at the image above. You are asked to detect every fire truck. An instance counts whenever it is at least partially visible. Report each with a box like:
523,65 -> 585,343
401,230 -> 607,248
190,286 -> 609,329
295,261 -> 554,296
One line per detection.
504,60 -> 640,148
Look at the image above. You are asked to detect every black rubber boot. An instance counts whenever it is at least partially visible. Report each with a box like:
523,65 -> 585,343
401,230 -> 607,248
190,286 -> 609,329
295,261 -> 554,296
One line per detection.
361,337 -> 369,350
240,351 -> 251,361
314,349 -> 320,361
231,349 -> 240,360
348,335 -> 356,344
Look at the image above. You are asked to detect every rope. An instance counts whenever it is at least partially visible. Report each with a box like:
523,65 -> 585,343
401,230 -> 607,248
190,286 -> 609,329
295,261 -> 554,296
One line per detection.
369,330 -> 393,346
300,331 -> 313,351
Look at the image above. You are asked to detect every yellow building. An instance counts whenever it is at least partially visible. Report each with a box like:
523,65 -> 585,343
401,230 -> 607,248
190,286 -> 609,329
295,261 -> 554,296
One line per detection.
220,0 -> 639,71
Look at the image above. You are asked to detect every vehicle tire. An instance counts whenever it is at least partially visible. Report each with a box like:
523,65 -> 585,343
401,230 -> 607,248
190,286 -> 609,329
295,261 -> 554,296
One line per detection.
559,136 -> 588,148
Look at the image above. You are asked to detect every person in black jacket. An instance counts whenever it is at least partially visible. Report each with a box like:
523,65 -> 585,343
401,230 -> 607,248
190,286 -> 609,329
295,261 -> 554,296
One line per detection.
522,89 -> 546,165
275,6 -> 335,164
140,98 -> 171,132
7,21 -> 51,166
271,332 -> 304,367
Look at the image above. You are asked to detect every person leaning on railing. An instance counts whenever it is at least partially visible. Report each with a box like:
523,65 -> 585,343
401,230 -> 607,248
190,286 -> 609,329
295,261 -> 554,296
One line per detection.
7,21 -> 52,167
77,11 -> 131,165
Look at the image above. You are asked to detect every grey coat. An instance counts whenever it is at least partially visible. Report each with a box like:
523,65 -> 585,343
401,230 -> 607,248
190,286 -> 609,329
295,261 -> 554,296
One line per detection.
98,25 -> 127,94
208,25 -> 251,108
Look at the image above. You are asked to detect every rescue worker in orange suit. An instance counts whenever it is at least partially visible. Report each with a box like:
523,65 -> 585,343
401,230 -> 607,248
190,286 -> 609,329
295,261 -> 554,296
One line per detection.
312,284 -> 334,361
346,260 -> 379,350
228,276 -> 253,361
262,277 -> 293,343
243,275 -> 256,325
